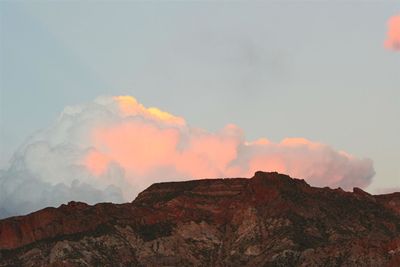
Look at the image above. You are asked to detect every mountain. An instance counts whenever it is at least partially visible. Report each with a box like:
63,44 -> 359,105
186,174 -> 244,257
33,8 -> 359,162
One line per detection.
0,171 -> 399,266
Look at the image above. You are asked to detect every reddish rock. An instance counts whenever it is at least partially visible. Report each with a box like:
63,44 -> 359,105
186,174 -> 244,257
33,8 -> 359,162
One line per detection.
0,171 -> 399,266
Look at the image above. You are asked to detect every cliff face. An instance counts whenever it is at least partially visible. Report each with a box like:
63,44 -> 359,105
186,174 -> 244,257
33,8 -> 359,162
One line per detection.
0,171 -> 399,267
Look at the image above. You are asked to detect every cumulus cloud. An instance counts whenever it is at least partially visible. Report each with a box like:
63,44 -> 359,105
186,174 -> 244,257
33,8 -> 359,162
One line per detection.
0,96 -> 375,218
384,14 -> 400,51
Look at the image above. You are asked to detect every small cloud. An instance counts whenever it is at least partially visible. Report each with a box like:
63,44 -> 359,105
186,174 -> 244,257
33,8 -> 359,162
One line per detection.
384,14 -> 400,51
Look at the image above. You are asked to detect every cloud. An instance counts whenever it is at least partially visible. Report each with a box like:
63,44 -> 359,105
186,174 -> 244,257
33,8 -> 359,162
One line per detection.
0,96 -> 375,218
384,14 -> 400,51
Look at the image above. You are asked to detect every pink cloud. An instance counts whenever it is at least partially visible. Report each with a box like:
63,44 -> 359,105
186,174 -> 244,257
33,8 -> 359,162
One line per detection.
384,14 -> 400,51
79,96 -> 374,192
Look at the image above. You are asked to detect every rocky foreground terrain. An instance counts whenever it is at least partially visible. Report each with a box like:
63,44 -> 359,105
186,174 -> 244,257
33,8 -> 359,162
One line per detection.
0,171 -> 399,266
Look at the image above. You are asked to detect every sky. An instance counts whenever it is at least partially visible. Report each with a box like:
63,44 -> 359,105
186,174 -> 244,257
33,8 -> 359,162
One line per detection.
0,1 -> 399,202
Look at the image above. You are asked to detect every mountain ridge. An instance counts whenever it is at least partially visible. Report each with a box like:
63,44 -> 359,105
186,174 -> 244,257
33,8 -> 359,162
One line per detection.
0,171 -> 399,266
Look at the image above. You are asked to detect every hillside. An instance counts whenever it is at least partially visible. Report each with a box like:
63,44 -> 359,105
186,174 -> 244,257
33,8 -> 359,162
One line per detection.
0,171 -> 399,266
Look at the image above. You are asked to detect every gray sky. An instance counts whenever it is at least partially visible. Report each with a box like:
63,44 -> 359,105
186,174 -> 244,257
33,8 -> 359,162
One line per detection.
1,1 -> 399,192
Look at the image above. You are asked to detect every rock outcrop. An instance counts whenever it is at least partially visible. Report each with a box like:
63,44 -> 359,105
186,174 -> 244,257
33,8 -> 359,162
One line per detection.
0,171 -> 399,266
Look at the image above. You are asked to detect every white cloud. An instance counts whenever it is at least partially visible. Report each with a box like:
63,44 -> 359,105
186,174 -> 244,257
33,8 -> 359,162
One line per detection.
0,96 -> 375,218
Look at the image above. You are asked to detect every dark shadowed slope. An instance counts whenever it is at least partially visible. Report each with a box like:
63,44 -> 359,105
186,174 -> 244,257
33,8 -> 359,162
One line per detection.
0,171 -> 399,266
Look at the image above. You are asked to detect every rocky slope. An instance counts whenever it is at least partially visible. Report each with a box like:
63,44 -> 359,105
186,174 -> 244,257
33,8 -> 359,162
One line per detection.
0,171 -> 399,266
